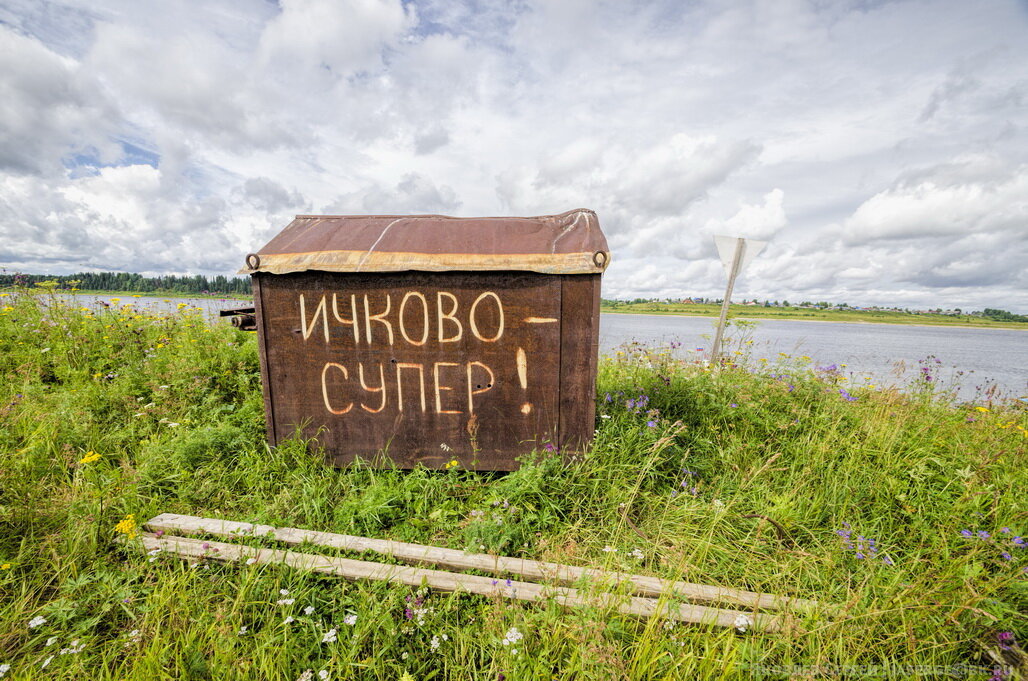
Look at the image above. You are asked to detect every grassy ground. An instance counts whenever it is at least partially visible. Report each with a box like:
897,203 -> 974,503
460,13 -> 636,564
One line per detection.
602,302 -> 1028,330
0,289 -> 1026,680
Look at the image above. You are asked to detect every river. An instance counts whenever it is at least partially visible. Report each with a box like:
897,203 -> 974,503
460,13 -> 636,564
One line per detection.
65,294 -> 1027,402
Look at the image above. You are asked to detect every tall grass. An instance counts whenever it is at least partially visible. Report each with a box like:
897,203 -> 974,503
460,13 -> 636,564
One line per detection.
0,286 -> 1025,680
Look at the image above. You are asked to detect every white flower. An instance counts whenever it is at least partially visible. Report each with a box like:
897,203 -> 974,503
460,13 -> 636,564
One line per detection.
283,616 -> 295,625
318,671 -> 329,681
322,628 -> 337,643
501,626 -> 523,646
303,606 -> 315,616
430,635 -> 442,650
0,663 -> 9,677
600,414 -> 611,419
45,636 -> 58,647
245,557 -> 257,565
342,614 -> 357,626
629,548 -> 645,560
439,443 -> 452,451
733,614 -> 753,633
712,499 -> 726,510
41,656 -> 54,669
147,548 -> 162,562
279,589 -> 290,596
276,598 -> 295,606
296,671 -> 314,681
238,626 -> 248,635
601,545 -> 616,553
28,615 -> 46,629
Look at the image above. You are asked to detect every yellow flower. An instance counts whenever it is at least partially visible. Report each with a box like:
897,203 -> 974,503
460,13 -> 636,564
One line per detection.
114,514 -> 139,539
111,298 -> 121,303
1,563 -> 11,570
400,673 -> 415,681
975,406 -> 990,413
444,459 -> 459,470
78,451 -> 101,464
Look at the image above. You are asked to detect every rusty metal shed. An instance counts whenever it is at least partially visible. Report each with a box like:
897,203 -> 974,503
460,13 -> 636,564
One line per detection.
241,208 -> 610,471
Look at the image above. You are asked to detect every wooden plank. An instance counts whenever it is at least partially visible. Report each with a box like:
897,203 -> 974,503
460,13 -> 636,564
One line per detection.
138,532 -> 787,633
558,274 -> 601,454
258,271 -> 563,470
145,513 -> 827,615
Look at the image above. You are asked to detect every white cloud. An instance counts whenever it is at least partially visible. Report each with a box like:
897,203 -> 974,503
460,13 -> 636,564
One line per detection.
0,0 -> 1026,312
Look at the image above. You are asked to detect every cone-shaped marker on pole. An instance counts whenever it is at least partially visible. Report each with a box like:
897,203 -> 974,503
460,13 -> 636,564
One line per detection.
710,235 -> 766,366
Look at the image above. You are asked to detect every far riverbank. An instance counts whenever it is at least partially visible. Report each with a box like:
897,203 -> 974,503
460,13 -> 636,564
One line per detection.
601,303 -> 1028,330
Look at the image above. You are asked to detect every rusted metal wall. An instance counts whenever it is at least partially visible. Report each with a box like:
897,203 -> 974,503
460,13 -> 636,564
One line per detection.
253,270 -> 600,470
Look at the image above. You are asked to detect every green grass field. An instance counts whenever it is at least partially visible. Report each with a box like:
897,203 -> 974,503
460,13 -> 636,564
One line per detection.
0,289 -> 1025,679
601,301 -> 1028,330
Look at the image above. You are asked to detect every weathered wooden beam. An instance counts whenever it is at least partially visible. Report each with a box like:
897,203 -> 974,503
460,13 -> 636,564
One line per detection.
144,513 -> 826,615
139,532 -> 788,633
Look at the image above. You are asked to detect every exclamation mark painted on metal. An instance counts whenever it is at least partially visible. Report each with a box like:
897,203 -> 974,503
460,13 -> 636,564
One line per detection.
517,347 -> 531,415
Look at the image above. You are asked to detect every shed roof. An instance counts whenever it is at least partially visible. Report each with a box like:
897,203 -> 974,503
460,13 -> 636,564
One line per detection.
240,209 -> 609,275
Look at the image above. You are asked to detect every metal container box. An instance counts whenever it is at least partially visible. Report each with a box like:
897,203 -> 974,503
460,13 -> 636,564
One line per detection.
241,209 -> 609,470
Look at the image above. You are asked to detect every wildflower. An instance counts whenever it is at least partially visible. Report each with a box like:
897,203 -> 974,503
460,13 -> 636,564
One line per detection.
838,388 -> 857,402
600,414 -> 611,419
977,531 -> 991,539
1001,552 -> 1013,561
318,672 -> 329,681
78,451 -> 100,464
444,459 -> 459,470
733,614 -> 753,633
646,420 -> 657,427
1012,537 -> 1025,546
283,616 -> 295,625
439,443 -> 452,452
322,628 -> 337,643
602,545 -> 617,553
42,656 -> 54,669
343,614 -> 357,626
629,548 -> 645,560
729,403 -> 738,408
0,564 -> 10,570
28,615 -> 46,629
960,529 -> 973,538
59,639 -> 85,655
114,514 -> 139,539
0,664 -> 9,678
297,671 -> 314,681
147,548 -> 161,562
277,598 -> 295,606
238,626 -> 248,635
304,606 -> 315,616
45,637 -> 57,647
246,557 -> 257,565
501,627 -> 523,646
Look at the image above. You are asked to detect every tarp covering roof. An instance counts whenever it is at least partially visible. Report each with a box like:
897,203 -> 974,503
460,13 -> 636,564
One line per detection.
240,209 -> 610,275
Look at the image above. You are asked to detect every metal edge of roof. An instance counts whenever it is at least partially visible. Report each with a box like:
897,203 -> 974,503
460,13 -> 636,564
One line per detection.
237,250 -> 610,275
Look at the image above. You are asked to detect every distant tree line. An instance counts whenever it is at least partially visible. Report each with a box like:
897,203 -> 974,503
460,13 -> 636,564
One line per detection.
0,272 -> 252,295
982,308 -> 1028,323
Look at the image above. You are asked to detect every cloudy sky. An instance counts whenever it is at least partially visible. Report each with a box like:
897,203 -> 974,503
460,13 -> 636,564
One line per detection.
1,0 -> 1026,311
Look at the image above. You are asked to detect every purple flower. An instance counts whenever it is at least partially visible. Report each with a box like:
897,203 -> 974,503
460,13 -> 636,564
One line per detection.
960,529 -> 973,538
729,403 -> 738,408
838,388 -> 857,402
998,631 -> 1014,651
882,555 -> 895,566
646,420 -> 657,428
1012,536 -> 1025,546
977,531 -> 990,539
1001,552 -> 1013,561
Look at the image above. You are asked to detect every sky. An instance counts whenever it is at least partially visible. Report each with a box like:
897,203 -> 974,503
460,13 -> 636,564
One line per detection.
1,0 -> 1026,312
